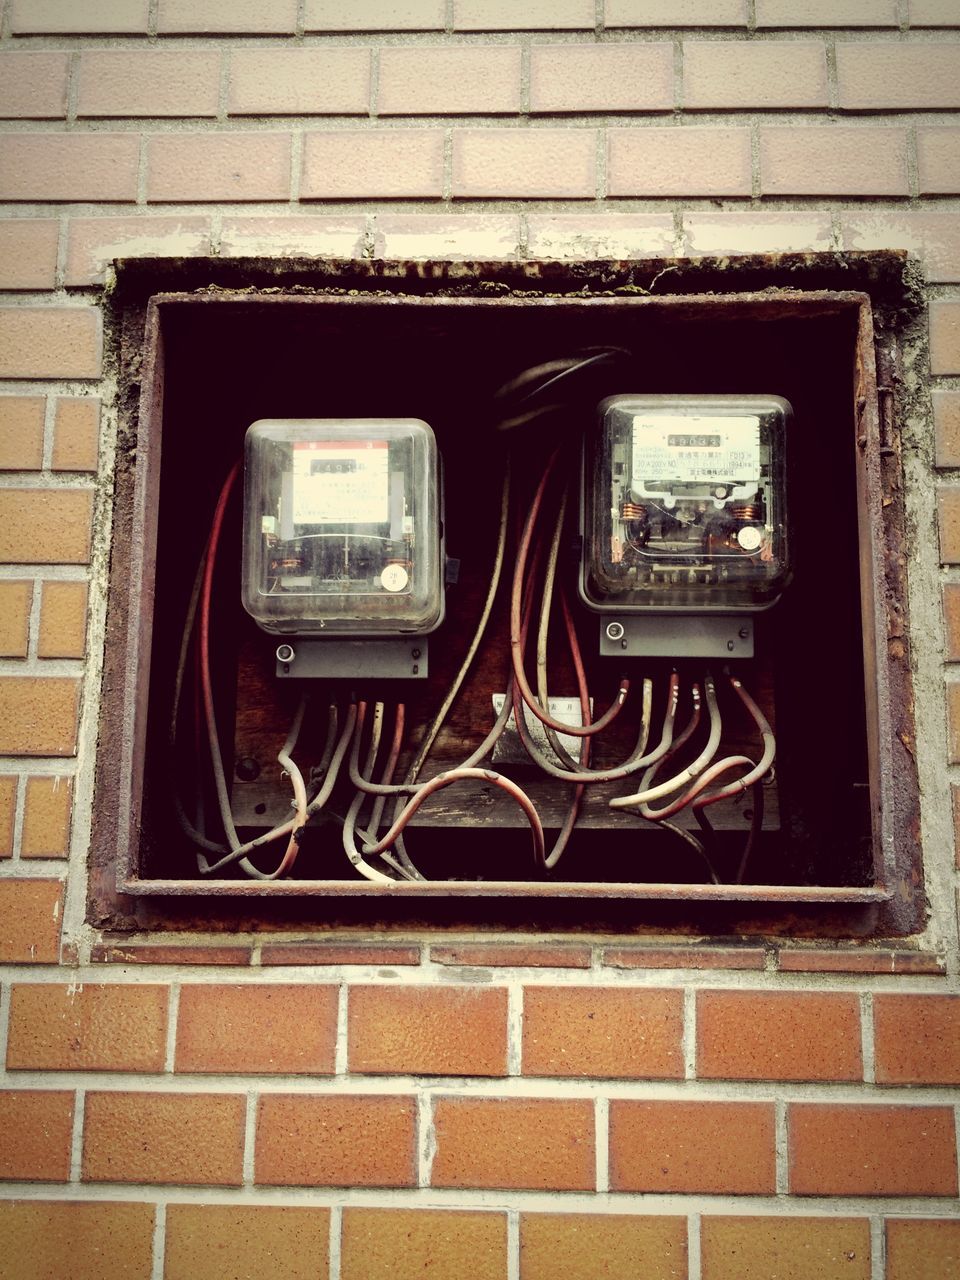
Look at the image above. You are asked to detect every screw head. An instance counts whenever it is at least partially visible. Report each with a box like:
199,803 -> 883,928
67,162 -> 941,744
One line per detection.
235,756 -> 261,782
606,621 -> 625,642
276,643 -> 295,663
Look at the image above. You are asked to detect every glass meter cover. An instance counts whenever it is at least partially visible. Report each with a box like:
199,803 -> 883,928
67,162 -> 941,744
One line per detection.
242,419 -> 442,636
580,395 -> 790,614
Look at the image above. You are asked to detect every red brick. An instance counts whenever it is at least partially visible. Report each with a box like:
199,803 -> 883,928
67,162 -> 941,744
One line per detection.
931,302 -> 960,375
259,940 -> 418,965
0,583 -> 31,658
0,310 -> 101,380
0,52 -> 68,118
912,0 -> 960,23
165,1205 -> 331,1280
158,0 -> 297,33
147,134 -> 292,203
302,129 -> 444,198
523,986 -> 683,1079
431,942 -> 591,967
761,126 -> 908,195
0,220 -> 58,291
609,126 -> 751,196
0,1090 -> 73,1182
945,584 -> 960,660
789,1104 -> 958,1196
604,946 -> 767,971
349,984 -> 507,1076
342,1208 -> 506,1280
0,133 -> 139,202
0,879 -> 62,963
0,397 -> 44,470
697,991 -> 862,1082
776,948 -> 945,974
221,217 -> 366,261
874,995 -> 960,1085
52,399 -> 99,472
21,775 -> 74,856
608,0 -> 746,24
700,1217 -> 872,1280
175,983 -> 337,1075
306,0 -> 443,29
229,48 -> 370,116
886,1219 -> 960,1279
7,984 -> 168,1072
83,1091 -> 245,1186
684,212 -> 833,257
78,51 -> 220,119
65,216 -> 212,287
0,776 -> 16,857
373,214 -> 520,260
380,46 -> 521,115
0,1201 -> 155,1280
454,0 -> 594,27
431,1097 -> 594,1190
610,1100 -> 776,1194
0,490 -> 93,562
453,128 -> 595,198
758,0 -> 897,23
936,394 -> 960,471
949,681 -> 960,761
0,676 -> 81,755
685,41 -> 828,109
10,0 -> 149,33
918,127 -> 960,194
521,1213 -> 686,1280
91,942 -> 252,965
530,44 -> 673,113
838,43 -> 960,109
842,210 -> 960,284
526,214 -> 675,261
256,1094 -> 416,1187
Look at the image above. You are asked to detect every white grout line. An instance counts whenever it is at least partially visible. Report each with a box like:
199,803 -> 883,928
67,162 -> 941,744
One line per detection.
335,983 -> 349,1076
870,1214 -> 884,1280
860,991 -> 876,1084
7,773 -> 26,865
328,1203 -> 342,1280
0,981 -> 10,1074
683,986 -> 696,1080
507,1208 -> 520,1280
687,1211 -> 701,1280
163,981 -> 180,1073
150,1201 -> 166,1280
417,1092 -> 436,1189
243,1090 -> 257,1187
507,981 -> 522,1076
595,1096 -> 609,1194
69,1088 -> 85,1182
775,1099 -> 789,1196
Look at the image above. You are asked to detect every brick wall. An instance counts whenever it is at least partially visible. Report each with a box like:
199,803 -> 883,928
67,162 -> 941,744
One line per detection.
1,1 -> 959,1276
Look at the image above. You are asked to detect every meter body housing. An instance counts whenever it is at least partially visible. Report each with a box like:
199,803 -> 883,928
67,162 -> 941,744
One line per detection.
580,395 -> 791,658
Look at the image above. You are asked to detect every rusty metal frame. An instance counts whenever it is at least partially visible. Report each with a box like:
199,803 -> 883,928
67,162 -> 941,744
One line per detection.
89,271 -> 920,932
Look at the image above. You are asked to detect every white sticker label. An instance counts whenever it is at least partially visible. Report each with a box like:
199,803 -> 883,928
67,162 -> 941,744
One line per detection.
632,416 -> 760,486
291,441 -> 389,525
380,564 -> 409,593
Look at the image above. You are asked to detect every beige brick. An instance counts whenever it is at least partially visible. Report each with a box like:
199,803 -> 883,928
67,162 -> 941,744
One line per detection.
302,129 -> 444,198
701,1217 -> 872,1280
934,390 -> 960,467
931,301 -> 960,375
146,134 -> 292,202
455,0 -> 594,27
0,309 -> 101,380
842,210 -> 960,283
0,221 -> 59,291
229,48 -> 370,116
759,126 -> 908,196
221,216 -> 365,259
684,211 -> 833,256
65,216 -> 212,287
608,126 -> 751,196
758,0 -> 897,24
10,0 -> 149,33
52,398 -> 99,471
527,213 -> 675,260
7,983 -> 168,1071
342,1208 -> 506,1280
911,0 -> 960,24
917,127 -> 960,194
684,41 -> 828,109
78,50 -> 220,118
0,678 -> 80,756
21,775 -> 73,856
0,1091 -> 74,1182
530,44 -> 673,113
158,0 -> 297,33
165,1205 -> 331,1280
0,133 -> 139,202
0,490 -> 93,563
0,879 -> 62,963
521,1214 -> 686,1280
838,43 -> 960,109
38,581 -> 88,658
607,0 -> 746,24
373,214 -> 520,260
0,397 -> 44,470
939,486 -> 960,563
379,46 -> 521,115
0,777 -> 16,857
305,0 -> 445,29
0,52 -> 68,118
452,129 -> 596,198
0,1201 -> 154,1280
0,583 -> 32,658
886,1220 -> 960,1279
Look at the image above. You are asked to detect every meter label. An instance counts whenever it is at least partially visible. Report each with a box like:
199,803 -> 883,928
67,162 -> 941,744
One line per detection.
632,416 -> 760,485
291,440 -> 389,525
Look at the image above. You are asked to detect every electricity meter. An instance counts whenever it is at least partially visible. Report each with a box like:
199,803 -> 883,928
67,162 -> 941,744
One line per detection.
242,419 -> 443,646
580,395 -> 790,657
